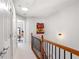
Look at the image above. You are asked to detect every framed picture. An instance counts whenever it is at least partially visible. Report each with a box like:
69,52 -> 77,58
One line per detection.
36,23 -> 44,34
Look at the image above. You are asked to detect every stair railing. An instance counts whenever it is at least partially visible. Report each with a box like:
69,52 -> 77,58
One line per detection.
31,33 -> 79,59
31,33 -> 42,59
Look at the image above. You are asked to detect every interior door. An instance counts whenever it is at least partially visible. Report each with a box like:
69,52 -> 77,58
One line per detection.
0,1 -> 12,59
0,10 -> 4,59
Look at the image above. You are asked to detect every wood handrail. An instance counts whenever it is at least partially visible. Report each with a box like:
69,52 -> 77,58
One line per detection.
31,33 -> 79,59
43,39 -> 79,56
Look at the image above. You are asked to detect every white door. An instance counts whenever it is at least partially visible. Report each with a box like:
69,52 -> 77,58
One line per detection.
0,1 -> 12,59
0,10 -> 4,59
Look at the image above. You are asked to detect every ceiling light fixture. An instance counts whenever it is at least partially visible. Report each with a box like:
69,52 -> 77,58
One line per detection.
57,32 -> 64,39
0,2 -> 9,11
22,7 -> 28,11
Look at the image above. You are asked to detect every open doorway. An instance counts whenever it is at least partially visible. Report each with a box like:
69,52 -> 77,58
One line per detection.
16,18 -> 26,48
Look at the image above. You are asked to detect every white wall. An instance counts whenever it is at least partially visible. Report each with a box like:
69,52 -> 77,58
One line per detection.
28,1 -> 79,51
45,2 -> 79,50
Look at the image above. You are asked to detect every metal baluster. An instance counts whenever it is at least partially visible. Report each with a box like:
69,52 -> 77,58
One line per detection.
32,36 -> 33,48
32,37 -> 34,48
49,44 -> 50,59
64,50 -> 66,59
55,46 -> 56,59
59,48 -> 60,59
70,53 -> 72,59
52,45 -> 53,59
45,42 -> 47,59
47,43 -> 48,59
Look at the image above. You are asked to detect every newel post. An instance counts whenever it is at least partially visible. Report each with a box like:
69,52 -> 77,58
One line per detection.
41,35 -> 44,59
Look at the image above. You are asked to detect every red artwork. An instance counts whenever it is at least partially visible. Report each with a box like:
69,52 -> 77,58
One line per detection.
36,23 -> 44,34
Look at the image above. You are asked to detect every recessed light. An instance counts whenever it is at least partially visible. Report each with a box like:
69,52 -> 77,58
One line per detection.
22,7 -> 28,11
57,33 -> 64,39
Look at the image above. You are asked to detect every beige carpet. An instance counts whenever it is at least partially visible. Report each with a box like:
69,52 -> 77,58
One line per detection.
14,43 -> 36,59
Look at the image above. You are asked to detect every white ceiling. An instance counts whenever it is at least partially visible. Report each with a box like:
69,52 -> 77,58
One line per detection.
13,0 -> 79,18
